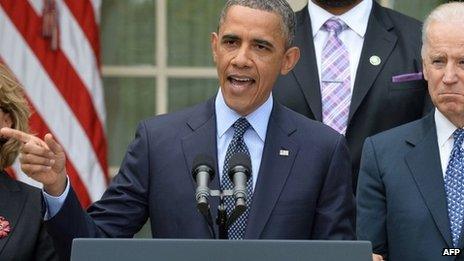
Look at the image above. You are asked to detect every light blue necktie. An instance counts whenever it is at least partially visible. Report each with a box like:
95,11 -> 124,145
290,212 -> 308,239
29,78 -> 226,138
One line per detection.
445,128 -> 464,247
220,117 -> 253,239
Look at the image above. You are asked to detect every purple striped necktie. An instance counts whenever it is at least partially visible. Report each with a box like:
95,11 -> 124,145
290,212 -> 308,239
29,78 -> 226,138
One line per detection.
320,18 -> 351,135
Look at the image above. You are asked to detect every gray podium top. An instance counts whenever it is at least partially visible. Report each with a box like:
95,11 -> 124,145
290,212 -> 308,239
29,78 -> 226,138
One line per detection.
71,239 -> 372,261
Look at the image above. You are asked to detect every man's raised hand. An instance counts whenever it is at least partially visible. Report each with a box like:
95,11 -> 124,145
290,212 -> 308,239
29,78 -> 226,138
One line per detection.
1,127 -> 67,196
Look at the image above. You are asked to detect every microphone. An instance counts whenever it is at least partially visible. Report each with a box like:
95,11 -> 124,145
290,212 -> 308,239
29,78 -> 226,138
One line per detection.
228,153 -> 252,212
192,154 -> 215,216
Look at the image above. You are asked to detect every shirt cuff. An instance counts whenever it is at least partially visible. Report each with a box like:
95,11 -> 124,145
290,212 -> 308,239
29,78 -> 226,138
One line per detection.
42,177 -> 70,220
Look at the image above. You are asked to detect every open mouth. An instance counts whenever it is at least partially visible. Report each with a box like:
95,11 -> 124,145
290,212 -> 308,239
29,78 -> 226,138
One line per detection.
227,76 -> 255,88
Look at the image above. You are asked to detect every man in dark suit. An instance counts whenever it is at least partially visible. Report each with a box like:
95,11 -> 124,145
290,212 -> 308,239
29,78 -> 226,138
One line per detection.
357,2 -> 464,260
273,0 -> 431,187
1,0 -> 355,259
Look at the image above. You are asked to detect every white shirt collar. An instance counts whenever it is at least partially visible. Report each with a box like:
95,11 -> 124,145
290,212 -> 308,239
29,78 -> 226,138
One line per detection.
307,0 -> 372,38
435,108 -> 458,148
215,89 -> 272,142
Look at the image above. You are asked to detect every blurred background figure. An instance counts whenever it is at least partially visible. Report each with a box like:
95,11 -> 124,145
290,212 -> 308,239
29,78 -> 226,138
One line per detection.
273,0 -> 432,190
0,64 -> 57,260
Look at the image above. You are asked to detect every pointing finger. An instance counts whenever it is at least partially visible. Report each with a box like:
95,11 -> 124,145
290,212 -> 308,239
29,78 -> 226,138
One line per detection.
0,127 -> 32,144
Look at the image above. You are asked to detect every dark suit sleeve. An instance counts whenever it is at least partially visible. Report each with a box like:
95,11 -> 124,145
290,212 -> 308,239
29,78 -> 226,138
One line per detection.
46,121 -> 151,259
21,190 -> 58,261
35,220 -> 59,261
356,137 -> 387,257
312,135 -> 356,239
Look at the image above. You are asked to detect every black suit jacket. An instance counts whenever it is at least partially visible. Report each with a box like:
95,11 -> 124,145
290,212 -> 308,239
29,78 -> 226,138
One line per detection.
274,2 -> 431,187
0,172 -> 57,261
357,112 -> 463,260
47,98 -> 355,259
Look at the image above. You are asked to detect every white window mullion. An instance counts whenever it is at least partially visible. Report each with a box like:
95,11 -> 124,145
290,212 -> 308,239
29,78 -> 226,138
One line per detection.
156,0 -> 168,115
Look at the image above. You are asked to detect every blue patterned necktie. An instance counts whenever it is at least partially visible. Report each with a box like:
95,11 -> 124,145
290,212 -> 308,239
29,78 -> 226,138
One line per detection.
221,117 -> 253,239
445,128 -> 464,247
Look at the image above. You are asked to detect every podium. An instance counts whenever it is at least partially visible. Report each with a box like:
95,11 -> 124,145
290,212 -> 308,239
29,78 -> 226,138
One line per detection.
71,239 -> 372,261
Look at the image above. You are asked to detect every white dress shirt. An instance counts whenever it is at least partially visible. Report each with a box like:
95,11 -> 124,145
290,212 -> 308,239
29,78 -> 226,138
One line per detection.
308,0 -> 372,93
435,109 -> 463,178
215,90 -> 272,190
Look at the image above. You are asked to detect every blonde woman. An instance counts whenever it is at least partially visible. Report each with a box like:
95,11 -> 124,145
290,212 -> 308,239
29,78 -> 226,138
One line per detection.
0,64 -> 57,260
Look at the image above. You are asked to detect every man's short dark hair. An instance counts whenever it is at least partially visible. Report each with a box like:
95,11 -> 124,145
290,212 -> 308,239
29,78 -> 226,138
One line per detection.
218,0 -> 296,48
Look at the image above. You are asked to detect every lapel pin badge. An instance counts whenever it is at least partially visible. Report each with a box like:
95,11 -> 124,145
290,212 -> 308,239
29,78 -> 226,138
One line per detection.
0,216 -> 11,239
279,149 -> 289,156
369,55 -> 381,66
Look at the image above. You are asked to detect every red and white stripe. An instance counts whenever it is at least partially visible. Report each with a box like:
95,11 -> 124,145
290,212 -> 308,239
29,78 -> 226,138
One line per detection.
0,0 -> 108,207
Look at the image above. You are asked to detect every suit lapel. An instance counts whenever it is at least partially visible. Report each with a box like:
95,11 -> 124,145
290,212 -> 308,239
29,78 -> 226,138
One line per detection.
348,3 -> 397,122
292,8 -> 323,121
181,99 -> 220,237
245,104 -> 299,238
405,114 -> 453,247
0,173 -> 27,255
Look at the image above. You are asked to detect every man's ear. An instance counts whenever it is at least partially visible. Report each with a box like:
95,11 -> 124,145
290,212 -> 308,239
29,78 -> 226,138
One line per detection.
422,59 -> 428,81
211,32 -> 219,64
280,46 -> 300,75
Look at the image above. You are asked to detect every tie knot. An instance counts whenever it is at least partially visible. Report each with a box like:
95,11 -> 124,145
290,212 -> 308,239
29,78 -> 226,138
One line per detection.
233,117 -> 251,138
323,18 -> 345,35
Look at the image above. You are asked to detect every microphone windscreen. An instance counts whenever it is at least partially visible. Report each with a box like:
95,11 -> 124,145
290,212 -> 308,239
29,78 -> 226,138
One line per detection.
192,154 -> 215,170
192,154 -> 215,181
228,152 -> 251,172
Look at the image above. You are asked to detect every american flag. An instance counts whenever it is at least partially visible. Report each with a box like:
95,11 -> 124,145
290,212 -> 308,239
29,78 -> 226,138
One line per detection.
0,0 -> 108,208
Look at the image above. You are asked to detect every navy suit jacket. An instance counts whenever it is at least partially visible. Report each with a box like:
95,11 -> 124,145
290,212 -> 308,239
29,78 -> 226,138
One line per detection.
0,172 -> 57,261
357,112 -> 463,260
274,2 -> 431,187
47,98 -> 355,258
